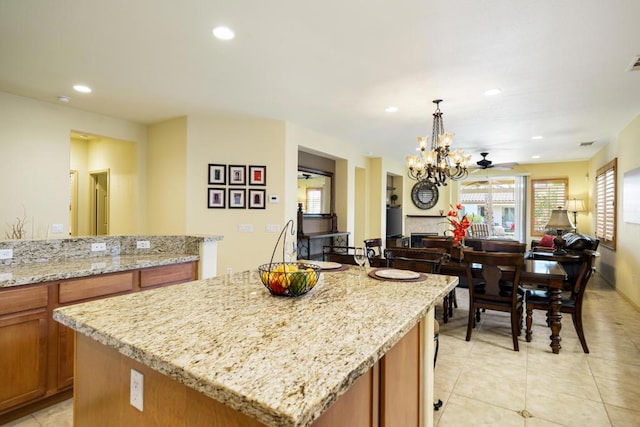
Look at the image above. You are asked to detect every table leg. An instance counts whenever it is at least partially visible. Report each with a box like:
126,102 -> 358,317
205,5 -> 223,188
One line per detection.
548,281 -> 563,354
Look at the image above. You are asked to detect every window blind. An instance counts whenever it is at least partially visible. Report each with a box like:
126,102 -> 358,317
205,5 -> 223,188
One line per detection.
531,178 -> 568,235
306,188 -> 322,214
596,159 -> 616,248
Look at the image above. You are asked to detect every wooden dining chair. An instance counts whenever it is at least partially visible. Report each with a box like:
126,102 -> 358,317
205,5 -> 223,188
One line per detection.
464,251 -> 525,351
385,250 -> 445,274
422,238 -> 459,317
364,238 -> 384,267
322,245 -> 359,265
480,240 -> 526,253
525,250 -> 597,353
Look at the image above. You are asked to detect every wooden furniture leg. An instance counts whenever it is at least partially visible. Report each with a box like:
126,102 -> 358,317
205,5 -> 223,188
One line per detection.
548,281 -> 563,354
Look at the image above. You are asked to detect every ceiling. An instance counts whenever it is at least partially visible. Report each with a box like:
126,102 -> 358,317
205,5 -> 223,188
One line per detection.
1,0 -> 639,166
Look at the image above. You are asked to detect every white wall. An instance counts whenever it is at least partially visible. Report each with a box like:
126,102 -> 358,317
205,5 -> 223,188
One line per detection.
0,92 -> 147,238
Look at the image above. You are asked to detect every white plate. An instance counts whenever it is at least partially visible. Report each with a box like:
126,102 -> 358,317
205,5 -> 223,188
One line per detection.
300,260 -> 342,270
375,269 -> 420,280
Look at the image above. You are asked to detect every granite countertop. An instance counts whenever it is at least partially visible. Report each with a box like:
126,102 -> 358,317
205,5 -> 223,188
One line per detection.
54,266 -> 458,427
0,254 -> 199,287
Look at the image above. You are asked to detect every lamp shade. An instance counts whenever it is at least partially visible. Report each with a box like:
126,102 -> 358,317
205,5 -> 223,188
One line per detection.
566,198 -> 586,213
545,207 -> 574,232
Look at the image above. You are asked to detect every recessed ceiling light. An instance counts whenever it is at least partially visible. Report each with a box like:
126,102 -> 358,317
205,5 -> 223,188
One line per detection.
385,106 -> 398,113
531,135 -> 543,140
73,84 -> 92,93
212,26 -> 235,40
484,88 -> 501,96
57,95 -> 71,103
532,155 -> 541,159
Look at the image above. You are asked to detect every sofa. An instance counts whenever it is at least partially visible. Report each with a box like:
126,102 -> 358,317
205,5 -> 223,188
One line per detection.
531,232 -> 599,253
530,232 -> 599,290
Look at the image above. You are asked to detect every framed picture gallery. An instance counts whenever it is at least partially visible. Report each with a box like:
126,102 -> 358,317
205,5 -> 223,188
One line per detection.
228,188 -> 246,209
207,188 -> 225,208
249,165 -> 266,186
228,165 -> 246,186
248,189 -> 266,209
208,164 -> 226,185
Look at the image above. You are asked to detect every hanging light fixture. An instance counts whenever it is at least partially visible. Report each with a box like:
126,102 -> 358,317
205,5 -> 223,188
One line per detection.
405,99 -> 470,186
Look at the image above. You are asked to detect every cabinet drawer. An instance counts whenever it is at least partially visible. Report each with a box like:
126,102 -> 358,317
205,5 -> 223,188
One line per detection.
59,271 -> 136,304
140,262 -> 196,288
0,286 -> 48,316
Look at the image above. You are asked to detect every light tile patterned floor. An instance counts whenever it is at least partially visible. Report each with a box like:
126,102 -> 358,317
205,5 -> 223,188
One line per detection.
434,274 -> 640,427
3,274 -> 639,426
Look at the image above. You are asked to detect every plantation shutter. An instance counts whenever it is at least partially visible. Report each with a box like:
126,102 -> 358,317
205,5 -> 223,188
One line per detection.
596,159 -> 616,248
306,188 -> 322,214
531,178 -> 568,235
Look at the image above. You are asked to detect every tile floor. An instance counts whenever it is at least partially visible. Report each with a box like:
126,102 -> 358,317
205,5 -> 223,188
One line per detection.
3,274 -> 639,427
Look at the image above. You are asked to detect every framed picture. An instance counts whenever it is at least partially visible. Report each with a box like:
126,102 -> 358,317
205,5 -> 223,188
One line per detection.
208,164 -> 226,185
248,189 -> 266,209
207,188 -> 225,209
228,188 -> 246,209
228,165 -> 246,185
249,165 -> 267,186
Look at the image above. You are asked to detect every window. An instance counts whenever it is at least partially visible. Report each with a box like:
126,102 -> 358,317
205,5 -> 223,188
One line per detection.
596,158 -> 616,249
306,188 -> 322,214
531,178 -> 568,236
459,177 -> 525,241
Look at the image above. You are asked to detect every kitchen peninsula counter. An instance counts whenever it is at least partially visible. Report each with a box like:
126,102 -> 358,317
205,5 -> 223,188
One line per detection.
0,254 -> 199,288
54,267 -> 458,427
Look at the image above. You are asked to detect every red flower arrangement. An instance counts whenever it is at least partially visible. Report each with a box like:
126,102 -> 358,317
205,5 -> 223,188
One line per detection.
446,203 -> 471,246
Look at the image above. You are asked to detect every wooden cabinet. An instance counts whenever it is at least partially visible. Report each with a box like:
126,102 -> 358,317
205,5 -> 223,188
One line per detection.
140,262 -> 197,288
72,320 -> 425,427
0,261 -> 198,423
0,286 -> 49,413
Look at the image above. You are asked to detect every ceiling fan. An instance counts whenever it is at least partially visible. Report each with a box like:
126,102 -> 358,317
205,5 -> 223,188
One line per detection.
470,152 -> 518,173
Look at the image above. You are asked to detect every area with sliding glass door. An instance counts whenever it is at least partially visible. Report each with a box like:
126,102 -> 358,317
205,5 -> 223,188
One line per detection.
458,177 -> 526,242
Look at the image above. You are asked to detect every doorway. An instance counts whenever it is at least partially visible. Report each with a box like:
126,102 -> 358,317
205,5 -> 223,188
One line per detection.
69,170 -> 78,236
89,169 -> 110,236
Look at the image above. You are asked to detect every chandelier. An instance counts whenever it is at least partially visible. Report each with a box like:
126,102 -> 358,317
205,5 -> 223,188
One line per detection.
405,99 -> 470,186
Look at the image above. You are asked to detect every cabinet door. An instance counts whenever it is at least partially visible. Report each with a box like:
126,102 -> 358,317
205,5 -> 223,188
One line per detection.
0,309 -> 48,412
380,322 -> 421,426
57,324 -> 75,390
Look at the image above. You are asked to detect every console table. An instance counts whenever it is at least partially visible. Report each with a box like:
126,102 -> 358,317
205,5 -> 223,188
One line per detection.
297,231 -> 350,260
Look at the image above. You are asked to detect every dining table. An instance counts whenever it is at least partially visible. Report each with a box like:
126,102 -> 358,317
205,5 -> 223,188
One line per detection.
440,258 -> 568,354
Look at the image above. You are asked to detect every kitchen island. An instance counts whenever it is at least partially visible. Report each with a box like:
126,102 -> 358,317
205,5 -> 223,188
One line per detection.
0,234 -> 222,423
54,266 -> 457,427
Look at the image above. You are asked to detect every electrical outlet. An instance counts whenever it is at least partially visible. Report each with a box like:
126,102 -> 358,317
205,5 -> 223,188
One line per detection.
266,224 -> 279,233
51,223 -> 64,233
91,243 -> 107,252
0,249 -> 13,260
136,240 -> 151,249
130,369 -> 144,411
238,224 -> 253,233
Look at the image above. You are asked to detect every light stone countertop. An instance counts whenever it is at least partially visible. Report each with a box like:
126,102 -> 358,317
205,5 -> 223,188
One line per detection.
0,254 -> 199,287
54,266 -> 458,427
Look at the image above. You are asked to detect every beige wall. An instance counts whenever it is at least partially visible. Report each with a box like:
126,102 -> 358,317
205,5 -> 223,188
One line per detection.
590,113 -> 640,309
0,92 -> 147,239
185,116 -> 289,274
147,117 -> 187,235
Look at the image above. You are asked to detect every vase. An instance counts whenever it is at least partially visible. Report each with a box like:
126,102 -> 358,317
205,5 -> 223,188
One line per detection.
451,245 -> 465,261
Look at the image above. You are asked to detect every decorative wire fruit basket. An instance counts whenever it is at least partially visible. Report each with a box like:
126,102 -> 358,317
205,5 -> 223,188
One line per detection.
258,219 -> 321,297
258,262 -> 320,296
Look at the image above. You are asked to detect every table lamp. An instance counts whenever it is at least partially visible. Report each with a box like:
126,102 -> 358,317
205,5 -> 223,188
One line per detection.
545,207 -> 575,255
565,198 -> 586,232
